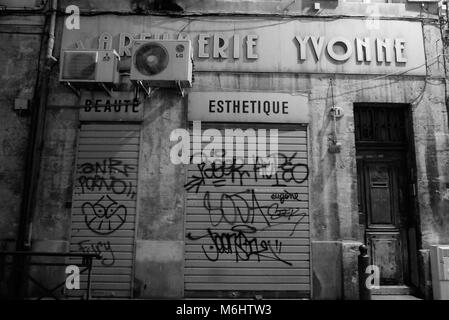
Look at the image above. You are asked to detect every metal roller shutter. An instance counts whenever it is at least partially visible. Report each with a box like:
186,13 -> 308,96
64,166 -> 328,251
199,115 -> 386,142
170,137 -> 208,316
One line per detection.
184,123 -> 310,298
69,123 -> 140,299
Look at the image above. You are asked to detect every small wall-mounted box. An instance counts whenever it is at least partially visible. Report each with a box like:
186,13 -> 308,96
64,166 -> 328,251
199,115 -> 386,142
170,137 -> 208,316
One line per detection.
314,2 -> 321,10
14,98 -> 30,111
431,245 -> 449,300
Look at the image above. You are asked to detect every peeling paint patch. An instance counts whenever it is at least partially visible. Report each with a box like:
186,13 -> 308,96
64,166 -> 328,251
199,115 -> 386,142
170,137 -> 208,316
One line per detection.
136,240 -> 183,263
440,188 -> 449,201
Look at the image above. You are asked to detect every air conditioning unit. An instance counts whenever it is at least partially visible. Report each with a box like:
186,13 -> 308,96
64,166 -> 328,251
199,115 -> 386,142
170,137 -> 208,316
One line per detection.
430,245 -> 449,300
130,40 -> 193,88
60,49 -> 120,85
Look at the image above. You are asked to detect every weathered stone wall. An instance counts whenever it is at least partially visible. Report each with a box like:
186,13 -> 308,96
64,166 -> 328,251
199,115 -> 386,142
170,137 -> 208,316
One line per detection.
0,15 -> 45,247
59,0 -> 439,18
32,15 -> 77,249
0,13 -> 45,298
134,90 -> 187,298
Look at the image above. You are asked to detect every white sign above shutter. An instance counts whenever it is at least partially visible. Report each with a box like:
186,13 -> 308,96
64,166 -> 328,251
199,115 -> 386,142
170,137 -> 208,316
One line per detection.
80,92 -> 143,122
188,92 -> 309,123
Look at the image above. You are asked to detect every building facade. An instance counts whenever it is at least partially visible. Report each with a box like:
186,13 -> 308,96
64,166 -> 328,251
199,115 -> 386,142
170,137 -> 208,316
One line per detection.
1,0 -> 449,300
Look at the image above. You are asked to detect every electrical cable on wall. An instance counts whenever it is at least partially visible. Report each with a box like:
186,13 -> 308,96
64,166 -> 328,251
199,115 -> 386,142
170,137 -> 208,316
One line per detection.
192,54 -> 446,101
49,8 -> 440,24
328,78 -> 342,154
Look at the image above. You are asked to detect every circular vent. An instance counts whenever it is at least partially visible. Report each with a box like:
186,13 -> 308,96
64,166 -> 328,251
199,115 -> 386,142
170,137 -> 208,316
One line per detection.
134,43 -> 169,76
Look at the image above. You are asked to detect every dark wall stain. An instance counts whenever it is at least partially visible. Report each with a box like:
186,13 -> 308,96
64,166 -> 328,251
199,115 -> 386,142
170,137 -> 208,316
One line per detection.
131,0 -> 184,12
312,271 -> 322,299
137,89 -> 186,241
424,113 -> 444,228
311,79 -> 341,241
0,33 -> 42,240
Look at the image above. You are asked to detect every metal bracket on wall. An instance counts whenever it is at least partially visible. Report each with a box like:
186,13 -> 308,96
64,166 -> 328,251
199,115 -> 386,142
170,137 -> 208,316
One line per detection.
137,81 -> 152,98
176,81 -> 186,98
63,82 -> 115,98
98,83 -> 114,97
64,82 -> 80,98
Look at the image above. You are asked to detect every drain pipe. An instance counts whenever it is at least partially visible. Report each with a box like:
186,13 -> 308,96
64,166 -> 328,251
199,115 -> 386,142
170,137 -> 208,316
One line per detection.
17,0 -> 58,251
47,0 -> 57,61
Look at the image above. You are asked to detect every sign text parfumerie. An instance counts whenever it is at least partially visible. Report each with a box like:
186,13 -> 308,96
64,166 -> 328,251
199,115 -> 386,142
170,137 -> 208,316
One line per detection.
63,18 -> 426,75
107,33 -> 407,64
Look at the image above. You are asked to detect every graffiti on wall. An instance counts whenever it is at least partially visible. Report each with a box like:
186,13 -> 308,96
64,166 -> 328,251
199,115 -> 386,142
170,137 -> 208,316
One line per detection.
185,152 -> 309,266
81,195 -> 128,235
185,153 -> 308,192
75,158 -> 137,266
78,240 -> 115,266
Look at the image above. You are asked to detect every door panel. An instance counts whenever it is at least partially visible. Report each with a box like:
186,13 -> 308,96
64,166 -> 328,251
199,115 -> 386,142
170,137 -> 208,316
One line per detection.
367,232 -> 403,284
365,161 -> 399,228
368,164 -> 393,225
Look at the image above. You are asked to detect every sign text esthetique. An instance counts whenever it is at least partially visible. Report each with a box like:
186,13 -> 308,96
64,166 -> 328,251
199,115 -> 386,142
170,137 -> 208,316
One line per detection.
188,92 -> 309,123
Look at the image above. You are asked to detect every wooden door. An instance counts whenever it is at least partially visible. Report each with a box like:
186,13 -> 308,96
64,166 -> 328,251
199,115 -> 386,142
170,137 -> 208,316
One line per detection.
358,154 -> 409,284
354,104 -> 419,286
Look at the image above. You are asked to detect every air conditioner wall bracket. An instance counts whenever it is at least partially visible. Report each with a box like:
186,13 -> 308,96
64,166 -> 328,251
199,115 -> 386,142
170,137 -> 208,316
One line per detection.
138,81 -> 152,97
176,81 -> 186,98
64,82 -> 81,97
99,83 -> 114,97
